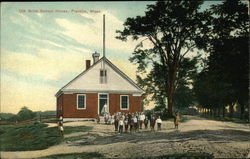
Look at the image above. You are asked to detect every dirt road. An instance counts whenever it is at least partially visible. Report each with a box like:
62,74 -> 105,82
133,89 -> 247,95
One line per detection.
1,116 -> 250,158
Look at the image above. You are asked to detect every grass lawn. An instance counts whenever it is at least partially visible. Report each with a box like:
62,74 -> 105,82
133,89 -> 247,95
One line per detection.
38,152 -> 104,159
0,123 -> 92,151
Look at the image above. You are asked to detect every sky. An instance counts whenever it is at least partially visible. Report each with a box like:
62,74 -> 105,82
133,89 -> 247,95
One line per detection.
1,1 -> 218,114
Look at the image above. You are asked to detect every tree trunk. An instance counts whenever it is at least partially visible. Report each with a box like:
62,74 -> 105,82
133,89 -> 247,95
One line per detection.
213,108 -> 216,117
229,103 -> 234,118
222,106 -> 225,118
218,108 -> 221,117
166,66 -> 177,118
240,104 -> 245,119
249,102 -> 250,123
167,93 -> 173,118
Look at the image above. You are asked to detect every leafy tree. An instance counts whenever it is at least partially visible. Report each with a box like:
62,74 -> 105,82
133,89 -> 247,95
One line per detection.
117,1 -> 209,117
194,0 -> 249,119
17,106 -> 36,121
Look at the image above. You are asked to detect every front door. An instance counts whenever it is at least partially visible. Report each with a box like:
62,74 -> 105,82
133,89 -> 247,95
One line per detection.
99,94 -> 109,114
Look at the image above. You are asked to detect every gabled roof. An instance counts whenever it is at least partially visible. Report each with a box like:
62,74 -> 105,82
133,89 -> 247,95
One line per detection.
55,57 -> 144,97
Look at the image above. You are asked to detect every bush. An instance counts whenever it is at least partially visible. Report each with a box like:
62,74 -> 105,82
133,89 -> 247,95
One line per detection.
17,106 -> 36,121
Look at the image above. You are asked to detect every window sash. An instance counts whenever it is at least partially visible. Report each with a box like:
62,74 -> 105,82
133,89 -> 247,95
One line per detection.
120,95 -> 129,110
77,94 -> 86,109
100,69 -> 107,84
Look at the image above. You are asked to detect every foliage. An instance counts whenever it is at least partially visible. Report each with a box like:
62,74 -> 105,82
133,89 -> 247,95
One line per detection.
0,123 -> 93,151
193,0 -> 249,119
17,106 -> 37,121
0,123 -> 62,151
157,152 -> 214,158
117,1 -> 209,116
38,152 -> 104,159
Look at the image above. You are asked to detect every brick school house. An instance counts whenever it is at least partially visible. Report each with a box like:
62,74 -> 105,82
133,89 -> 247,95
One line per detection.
55,52 -> 144,121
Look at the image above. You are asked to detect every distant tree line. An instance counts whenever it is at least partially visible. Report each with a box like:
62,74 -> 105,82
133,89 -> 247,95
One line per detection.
0,107 -> 56,122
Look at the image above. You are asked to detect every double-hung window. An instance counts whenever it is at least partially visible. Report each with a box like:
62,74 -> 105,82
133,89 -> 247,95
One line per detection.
120,95 -> 129,110
77,94 -> 86,109
100,69 -> 107,84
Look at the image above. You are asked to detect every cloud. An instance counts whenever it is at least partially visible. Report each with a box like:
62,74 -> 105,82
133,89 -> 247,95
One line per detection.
1,48 -> 89,81
55,11 -> 139,54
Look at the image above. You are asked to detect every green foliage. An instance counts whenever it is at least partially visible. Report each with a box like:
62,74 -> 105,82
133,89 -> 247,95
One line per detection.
117,1 -> 210,116
17,106 -> 36,121
158,152 -> 213,158
0,113 -> 15,121
0,123 -> 93,151
38,152 -> 104,159
193,0 -> 249,119
0,123 -> 62,151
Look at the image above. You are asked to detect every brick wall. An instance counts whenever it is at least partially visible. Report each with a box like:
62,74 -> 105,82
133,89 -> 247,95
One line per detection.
109,94 -> 142,115
56,93 -> 142,118
56,94 -> 63,118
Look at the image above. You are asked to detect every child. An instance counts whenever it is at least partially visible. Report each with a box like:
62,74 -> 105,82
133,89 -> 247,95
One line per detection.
110,115 -> 115,125
124,117 -> 129,133
133,115 -> 138,132
114,114 -> 119,131
118,117 -> 124,134
144,116 -> 149,129
130,115 -> 134,132
96,114 -> 100,124
58,121 -> 64,136
150,115 -> 156,131
156,116 -> 162,131
139,113 -> 145,129
174,113 -> 180,129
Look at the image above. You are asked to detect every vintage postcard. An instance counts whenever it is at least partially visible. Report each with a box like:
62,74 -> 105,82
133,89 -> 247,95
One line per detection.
0,1 -> 249,159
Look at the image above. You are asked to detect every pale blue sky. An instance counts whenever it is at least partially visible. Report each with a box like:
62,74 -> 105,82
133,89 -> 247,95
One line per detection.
1,1 -> 220,113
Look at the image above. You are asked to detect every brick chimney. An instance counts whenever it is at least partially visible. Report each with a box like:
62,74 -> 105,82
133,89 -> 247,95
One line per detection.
86,60 -> 91,70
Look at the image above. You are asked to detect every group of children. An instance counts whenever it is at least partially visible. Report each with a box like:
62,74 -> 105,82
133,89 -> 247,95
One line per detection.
97,112 -> 172,133
58,112 -> 180,136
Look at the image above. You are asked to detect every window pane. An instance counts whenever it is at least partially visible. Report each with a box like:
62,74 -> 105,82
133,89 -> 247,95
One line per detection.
78,95 -> 85,108
100,70 -> 107,77
100,94 -> 107,98
100,70 -> 104,76
121,96 -> 128,109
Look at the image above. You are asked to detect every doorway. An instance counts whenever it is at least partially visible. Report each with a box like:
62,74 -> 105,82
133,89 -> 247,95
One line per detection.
98,93 -> 109,114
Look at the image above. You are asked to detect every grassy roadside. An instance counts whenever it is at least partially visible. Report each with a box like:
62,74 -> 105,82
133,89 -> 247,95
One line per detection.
38,152 -> 104,159
0,123 -> 92,151
156,152 -> 214,159
199,115 -> 248,124
38,152 -> 213,159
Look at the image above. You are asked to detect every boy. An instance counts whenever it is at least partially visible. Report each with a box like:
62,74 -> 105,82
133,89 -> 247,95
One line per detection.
150,115 -> 156,131
174,113 -> 180,129
118,117 -> 124,134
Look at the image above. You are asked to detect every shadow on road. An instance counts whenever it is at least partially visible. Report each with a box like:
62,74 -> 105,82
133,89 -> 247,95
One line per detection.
69,128 -> 250,146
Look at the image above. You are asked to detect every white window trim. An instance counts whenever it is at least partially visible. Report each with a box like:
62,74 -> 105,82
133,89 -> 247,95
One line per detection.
77,94 -> 86,110
120,95 -> 129,110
